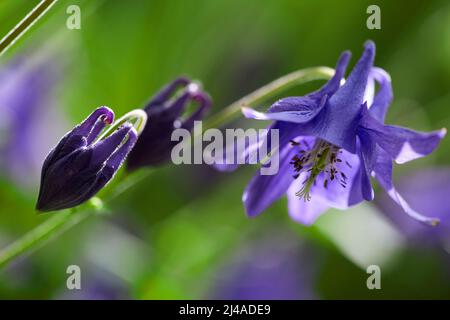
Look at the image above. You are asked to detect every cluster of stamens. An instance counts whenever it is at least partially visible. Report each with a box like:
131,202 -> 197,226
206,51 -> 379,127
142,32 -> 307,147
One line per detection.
289,139 -> 351,201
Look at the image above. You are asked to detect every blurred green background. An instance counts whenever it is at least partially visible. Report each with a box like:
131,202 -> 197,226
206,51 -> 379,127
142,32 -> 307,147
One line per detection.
0,0 -> 450,299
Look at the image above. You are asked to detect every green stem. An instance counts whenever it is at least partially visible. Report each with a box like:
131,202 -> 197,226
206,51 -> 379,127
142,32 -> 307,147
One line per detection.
0,66 -> 334,269
0,0 -> 58,57
0,170 -> 149,269
0,207 -> 92,268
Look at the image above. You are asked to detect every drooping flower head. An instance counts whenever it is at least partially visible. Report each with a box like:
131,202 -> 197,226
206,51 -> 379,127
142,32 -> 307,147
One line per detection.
126,77 -> 211,170
236,41 -> 445,226
36,107 -> 138,212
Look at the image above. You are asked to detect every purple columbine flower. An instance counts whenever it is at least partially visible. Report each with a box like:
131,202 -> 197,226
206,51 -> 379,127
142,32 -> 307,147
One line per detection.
126,77 -> 211,170
36,106 -> 138,212
237,41 -> 446,226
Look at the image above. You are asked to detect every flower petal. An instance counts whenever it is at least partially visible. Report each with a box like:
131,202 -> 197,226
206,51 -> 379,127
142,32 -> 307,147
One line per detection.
356,132 -> 376,202
180,90 -> 212,130
360,108 -> 446,164
268,51 -> 351,114
287,182 -> 329,225
242,142 -> 298,217
316,41 -> 375,152
368,67 -> 393,123
328,41 -> 375,115
90,123 -> 134,167
71,106 -> 114,138
145,77 -> 190,108
311,51 -> 351,98
242,94 -> 327,124
372,148 -> 440,226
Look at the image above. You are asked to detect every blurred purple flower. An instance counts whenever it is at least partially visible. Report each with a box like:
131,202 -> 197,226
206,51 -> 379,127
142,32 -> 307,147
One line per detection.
375,168 -> 450,247
36,107 -> 137,212
0,57 -> 67,188
211,233 -> 316,300
227,41 -> 445,226
127,77 -> 211,170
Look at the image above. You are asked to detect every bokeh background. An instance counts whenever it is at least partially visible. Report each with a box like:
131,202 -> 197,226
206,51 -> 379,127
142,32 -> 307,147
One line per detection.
1,0 -> 450,299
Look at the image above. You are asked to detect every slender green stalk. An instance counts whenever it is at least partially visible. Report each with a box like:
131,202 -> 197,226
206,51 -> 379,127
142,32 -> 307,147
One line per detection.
0,67 -> 334,269
0,0 -> 58,57
0,207 -> 92,268
0,170 -> 148,269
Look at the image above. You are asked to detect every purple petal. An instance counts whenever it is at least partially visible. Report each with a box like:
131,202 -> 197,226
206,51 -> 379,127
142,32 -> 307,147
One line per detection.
145,77 -> 190,108
266,51 -> 350,116
356,130 -> 377,202
311,51 -> 351,98
315,41 -> 375,152
368,67 -> 393,123
71,106 -> 114,138
372,148 -> 439,226
90,123 -> 134,167
242,143 -> 298,217
360,108 -> 446,164
328,41 -> 375,115
180,90 -> 212,130
287,182 -> 329,225
105,127 -> 138,170
242,94 -> 327,123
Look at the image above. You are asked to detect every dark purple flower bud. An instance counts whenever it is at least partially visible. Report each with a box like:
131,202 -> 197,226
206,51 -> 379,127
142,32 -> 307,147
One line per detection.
126,77 -> 211,170
36,106 -> 138,212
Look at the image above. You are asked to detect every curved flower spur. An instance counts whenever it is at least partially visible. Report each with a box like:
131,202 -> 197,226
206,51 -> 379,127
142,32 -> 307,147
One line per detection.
126,77 -> 211,170
234,41 -> 446,226
36,106 -> 146,212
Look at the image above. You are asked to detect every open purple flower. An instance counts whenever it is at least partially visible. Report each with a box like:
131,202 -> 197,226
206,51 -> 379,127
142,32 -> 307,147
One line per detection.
237,41 -> 446,226
36,107 -> 138,212
126,77 -> 211,170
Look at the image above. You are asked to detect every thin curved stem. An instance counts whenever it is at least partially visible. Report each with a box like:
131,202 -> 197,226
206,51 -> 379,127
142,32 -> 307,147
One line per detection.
0,0 -> 58,57
0,170 -> 150,269
0,66 -> 334,269
0,208 -> 92,268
